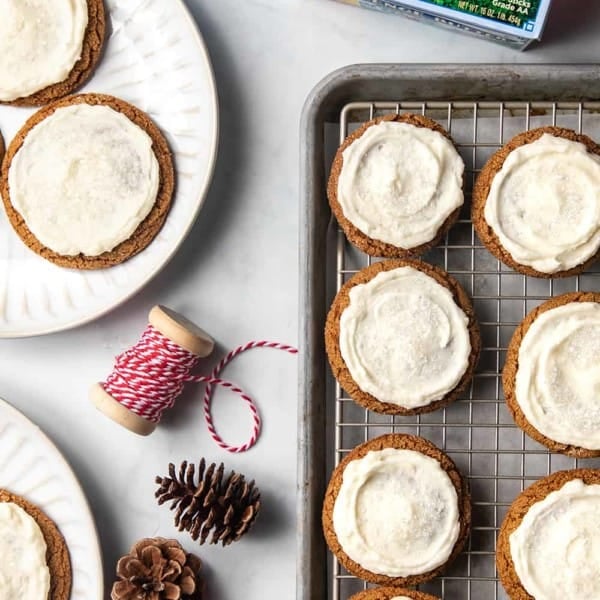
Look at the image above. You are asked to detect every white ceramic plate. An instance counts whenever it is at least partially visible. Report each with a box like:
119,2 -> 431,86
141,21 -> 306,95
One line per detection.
0,0 -> 218,337
0,398 -> 103,599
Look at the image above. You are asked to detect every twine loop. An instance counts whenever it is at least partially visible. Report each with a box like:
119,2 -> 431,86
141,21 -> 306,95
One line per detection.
102,325 -> 297,453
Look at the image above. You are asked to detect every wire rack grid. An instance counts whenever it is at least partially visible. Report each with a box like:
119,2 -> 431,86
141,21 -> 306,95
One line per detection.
329,99 -> 600,600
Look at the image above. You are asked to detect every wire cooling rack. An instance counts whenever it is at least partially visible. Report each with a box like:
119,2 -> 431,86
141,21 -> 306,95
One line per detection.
329,100 -> 600,600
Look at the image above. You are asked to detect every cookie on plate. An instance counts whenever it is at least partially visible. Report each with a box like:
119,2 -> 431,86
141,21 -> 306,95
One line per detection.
325,259 -> 480,415
472,126 -> 600,277
503,292 -> 600,458
349,588 -> 440,600
328,113 -> 465,257
497,469 -> 600,600
0,0 -> 106,106
0,489 -> 71,600
323,434 -> 470,586
1,93 -> 175,269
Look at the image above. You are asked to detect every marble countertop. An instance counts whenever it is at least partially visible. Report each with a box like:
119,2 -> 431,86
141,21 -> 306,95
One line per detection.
1,0 -> 600,598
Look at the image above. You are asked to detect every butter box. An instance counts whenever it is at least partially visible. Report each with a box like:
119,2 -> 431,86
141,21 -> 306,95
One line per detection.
333,0 -> 553,49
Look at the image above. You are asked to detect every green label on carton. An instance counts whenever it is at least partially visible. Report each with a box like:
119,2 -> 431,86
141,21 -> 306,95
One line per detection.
421,0 -> 541,29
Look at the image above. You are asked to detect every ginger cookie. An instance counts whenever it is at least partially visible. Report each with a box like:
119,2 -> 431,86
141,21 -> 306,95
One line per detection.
323,434 -> 471,586
1,93 -> 175,269
503,292 -> 600,458
497,469 -> 600,600
349,588 -> 440,600
0,489 -> 71,600
0,0 -> 106,106
325,259 -> 480,415
472,126 -> 600,278
328,113 -> 465,258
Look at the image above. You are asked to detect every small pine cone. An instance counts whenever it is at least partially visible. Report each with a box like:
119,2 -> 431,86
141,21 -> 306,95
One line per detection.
155,459 -> 261,546
111,537 -> 203,600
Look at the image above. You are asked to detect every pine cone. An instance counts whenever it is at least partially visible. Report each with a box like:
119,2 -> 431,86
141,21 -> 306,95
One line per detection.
111,537 -> 203,600
155,459 -> 261,546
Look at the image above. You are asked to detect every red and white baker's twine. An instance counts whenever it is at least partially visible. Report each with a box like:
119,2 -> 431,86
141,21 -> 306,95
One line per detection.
101,325 -> 298,453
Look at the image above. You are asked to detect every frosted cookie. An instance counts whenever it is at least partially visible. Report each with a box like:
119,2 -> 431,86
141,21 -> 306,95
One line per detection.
0,93 -> 174,269
503,292 -> 600,458
0,489 -> 71,600
0,0 -> 105,106
325,259 -> 480,415
473,127 -> 600,277
328,113 -> 465,257
497,469 -> 600,600
349,588 -> 440,600
322,434 -> 470,586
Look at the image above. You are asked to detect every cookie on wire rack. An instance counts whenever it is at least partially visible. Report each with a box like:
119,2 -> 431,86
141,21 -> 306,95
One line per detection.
503,291 -> 600,458
472,126 -> 600,278
325,258 -> 480,415
328,113 -> 465,257
322,434 -> 471,586
497,469 -> 600,600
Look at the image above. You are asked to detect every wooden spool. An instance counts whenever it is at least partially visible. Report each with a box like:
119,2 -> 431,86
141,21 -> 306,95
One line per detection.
90,305 -> 214,436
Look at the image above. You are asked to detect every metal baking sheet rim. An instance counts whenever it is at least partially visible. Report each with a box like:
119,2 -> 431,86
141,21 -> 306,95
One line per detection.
297,63 -> 600,600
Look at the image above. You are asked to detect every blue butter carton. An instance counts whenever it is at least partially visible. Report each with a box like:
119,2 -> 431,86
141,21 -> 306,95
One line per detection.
334,0 -> 553,49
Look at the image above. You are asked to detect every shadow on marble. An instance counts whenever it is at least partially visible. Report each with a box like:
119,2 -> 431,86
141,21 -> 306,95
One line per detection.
203,559 -> 228,600
51,433 -> 127,595
250,486 -> 289,541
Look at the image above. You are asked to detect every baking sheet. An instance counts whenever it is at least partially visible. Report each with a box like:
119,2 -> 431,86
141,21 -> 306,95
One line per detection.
298,64 -> 600,600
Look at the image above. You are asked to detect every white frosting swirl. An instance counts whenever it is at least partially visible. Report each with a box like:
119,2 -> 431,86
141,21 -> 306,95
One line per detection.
510,479 -> 600,599
0,0 -> 88,101
337,121 -> 464,248
333,448 -> 460,577
9,103 -> 160,257
0,502 -> 51,600
515,301 -> 600,449
484,133 -> 600,273
339,266 -> 471,409
390,597 -> 413,600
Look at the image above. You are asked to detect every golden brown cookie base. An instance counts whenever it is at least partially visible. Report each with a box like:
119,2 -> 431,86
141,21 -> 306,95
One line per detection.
325,258 -> 480,415
322,434 -> 471,586
472,126 -> 600,278
1,93 -> 175,269
497,469 -> 600,600
350,587 -> 440,600
0,489 -> 72,600
327,113 -> 463,258
503,292 -> 600,457
1,0 -> 106,106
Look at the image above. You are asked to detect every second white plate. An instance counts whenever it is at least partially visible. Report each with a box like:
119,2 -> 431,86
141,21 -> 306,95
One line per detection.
0,398 -> 103,599
0,0 -> 218,337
